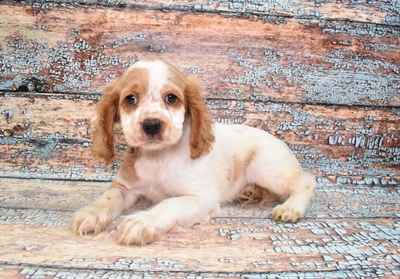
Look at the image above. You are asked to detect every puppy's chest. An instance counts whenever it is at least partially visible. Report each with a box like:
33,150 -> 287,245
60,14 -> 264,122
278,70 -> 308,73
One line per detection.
135,157 -> 189,200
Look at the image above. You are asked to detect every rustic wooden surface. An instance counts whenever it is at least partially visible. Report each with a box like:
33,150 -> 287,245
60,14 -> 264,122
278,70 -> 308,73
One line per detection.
1,179 -> 399,278
1,2 -> 399,107
0,0 -> 399,278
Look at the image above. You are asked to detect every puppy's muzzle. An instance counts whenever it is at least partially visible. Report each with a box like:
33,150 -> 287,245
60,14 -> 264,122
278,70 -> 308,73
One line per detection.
142,119 -> 162,136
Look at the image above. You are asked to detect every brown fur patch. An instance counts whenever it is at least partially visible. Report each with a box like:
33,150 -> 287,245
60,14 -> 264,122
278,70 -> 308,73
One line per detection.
229,148 -> 257,185
184,77 -> 215,159
119,147 -> 140,182
161,83 -> 185,108
243,148 -> 257,172
119,67 -> 149,110
91,79 -> 121,164
228,156 -> 242,185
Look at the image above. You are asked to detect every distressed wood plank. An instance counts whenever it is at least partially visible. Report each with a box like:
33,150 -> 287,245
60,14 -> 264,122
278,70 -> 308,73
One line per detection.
1,4 -> 399,106
1,93 -> 399,183
7,0 -> 400,26
1,178 -> 399,219
1,265 -> 400,279
1,207 -> 399,276
1,266 -> 179,279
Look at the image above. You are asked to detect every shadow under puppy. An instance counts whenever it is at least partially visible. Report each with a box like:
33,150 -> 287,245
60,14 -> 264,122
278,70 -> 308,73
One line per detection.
68,59 -> 316,245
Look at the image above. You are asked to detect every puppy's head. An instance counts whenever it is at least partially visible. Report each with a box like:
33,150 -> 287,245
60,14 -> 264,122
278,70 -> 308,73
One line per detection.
92,59 -> 215,163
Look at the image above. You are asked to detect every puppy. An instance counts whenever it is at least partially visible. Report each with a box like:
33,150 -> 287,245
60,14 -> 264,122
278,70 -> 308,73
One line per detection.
68,59 -> 316,245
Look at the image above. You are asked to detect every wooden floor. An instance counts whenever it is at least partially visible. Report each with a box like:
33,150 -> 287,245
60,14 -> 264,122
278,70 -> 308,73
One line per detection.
1,0 -> 399,278
1,178 -> 399,278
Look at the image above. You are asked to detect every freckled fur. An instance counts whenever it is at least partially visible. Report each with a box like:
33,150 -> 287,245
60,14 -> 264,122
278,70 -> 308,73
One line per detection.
69,59 -> 316,245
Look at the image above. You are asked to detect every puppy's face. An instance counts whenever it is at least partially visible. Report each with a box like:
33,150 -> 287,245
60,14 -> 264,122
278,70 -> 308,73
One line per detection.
118,60 -> 186,151
92,59 -> 215,163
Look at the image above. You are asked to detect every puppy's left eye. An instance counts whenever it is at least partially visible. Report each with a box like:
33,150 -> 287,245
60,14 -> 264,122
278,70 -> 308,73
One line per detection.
125,95 -> 137,105
165,94 -> 178,104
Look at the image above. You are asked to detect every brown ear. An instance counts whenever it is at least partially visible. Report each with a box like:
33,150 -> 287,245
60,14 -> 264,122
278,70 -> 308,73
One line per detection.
185,77 -> 215,159
91,80 -> 121,164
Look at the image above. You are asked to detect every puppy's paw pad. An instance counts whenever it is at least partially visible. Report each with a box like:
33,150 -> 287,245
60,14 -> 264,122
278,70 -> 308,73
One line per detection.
116,213 -> 164,246
68,205 -> 114,235
271,204 -> 302,223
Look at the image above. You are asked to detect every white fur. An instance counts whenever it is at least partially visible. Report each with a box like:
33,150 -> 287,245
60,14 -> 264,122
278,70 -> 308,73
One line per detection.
69,60 -> 316,245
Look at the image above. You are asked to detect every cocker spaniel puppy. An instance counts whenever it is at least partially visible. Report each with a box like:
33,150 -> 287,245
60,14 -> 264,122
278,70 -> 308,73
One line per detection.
68,59 -> 316,245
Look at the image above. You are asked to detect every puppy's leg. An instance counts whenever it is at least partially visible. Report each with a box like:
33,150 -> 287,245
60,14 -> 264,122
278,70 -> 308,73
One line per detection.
116,195 -> 220,245
270,171 -> 316,222
248,157 -> 316,222
68,181 -> 138,235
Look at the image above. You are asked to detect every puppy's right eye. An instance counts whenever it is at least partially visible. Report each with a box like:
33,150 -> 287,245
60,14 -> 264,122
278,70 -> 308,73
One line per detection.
125,95 -> 137,105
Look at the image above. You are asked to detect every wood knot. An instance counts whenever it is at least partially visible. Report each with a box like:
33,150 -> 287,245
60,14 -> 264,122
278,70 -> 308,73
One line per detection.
2,129 -> 13,137
148,44 -> 166,53
10,76 -> 44,92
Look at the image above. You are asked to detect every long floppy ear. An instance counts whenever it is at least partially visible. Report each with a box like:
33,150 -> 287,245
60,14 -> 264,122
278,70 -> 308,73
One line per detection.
91,80 -> 121,164
185,77 -> 215,159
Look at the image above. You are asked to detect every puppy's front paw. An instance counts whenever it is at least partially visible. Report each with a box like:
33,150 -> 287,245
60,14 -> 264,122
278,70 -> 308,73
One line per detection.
116,212 -> 166,246
68,204 -> 115,235
271,203 -> 303,223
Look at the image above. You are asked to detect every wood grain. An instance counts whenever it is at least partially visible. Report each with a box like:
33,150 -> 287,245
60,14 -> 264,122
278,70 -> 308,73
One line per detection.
1,207 -> 399,275
1,3 -> 399,106
4,0 -> 400,26
1,93 -> 399,184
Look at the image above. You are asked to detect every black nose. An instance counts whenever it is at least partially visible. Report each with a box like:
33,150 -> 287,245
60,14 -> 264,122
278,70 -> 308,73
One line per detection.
142,119 -> 162,136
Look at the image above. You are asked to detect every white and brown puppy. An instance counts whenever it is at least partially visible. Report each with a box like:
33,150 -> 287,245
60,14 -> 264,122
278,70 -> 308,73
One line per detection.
68,59 -> 316,245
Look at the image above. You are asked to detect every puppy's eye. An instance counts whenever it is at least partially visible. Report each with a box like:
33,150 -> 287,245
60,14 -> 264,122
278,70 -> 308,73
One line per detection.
125,95 -> 137,105
165,94 -> 178,104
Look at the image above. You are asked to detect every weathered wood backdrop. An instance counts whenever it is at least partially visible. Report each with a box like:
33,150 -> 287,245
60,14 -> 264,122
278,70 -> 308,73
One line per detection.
1,0 -> 399,184
0,0 -> 399,278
